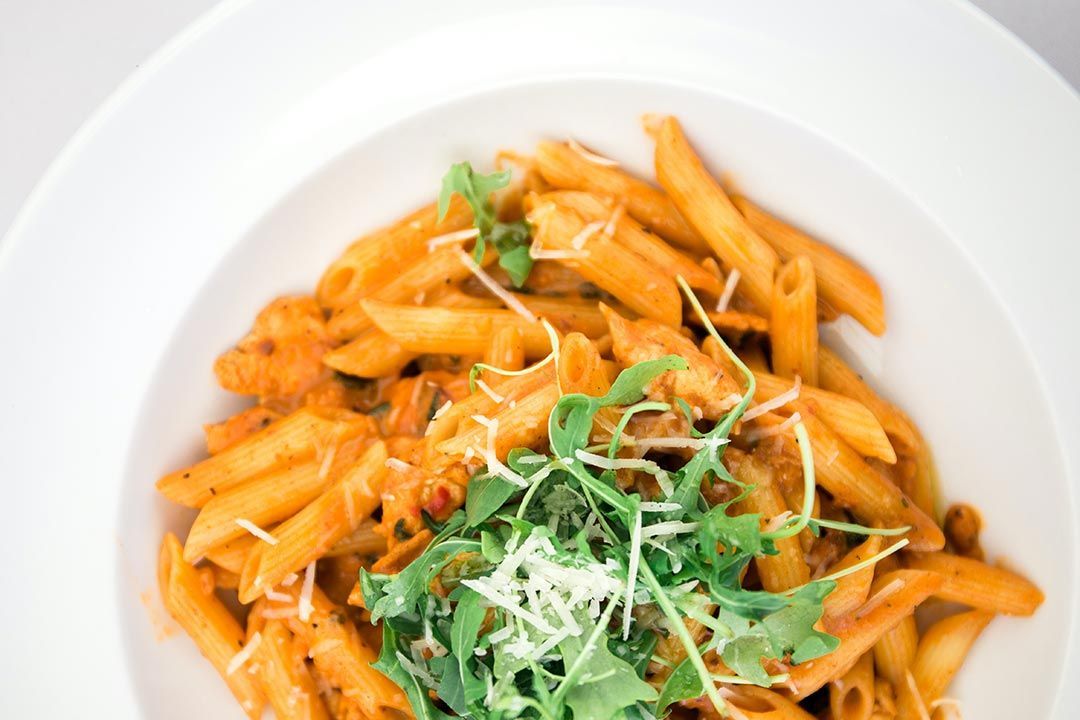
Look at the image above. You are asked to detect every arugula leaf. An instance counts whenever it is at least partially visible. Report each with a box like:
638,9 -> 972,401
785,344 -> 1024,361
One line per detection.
557,611 -> 657,720
438,162 -> 535,286
655,654 -> 704,716
437,589 -> 487,714
373,623 -> 455,720
721,634 -> 774,687
438,162 -> 508,236
466,472 -> 520,527
601,355 -> 689,406
489,220 -> 533,287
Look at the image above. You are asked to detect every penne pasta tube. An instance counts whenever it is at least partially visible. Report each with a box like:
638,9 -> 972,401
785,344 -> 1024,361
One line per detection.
787,570 -> 943,699
157,407 -> 375,508
253,619 -> 331,720
798,410 -> 943,551
754,370 -> 896,463
903,552 -> 1044,616
325,518 -> 386,558
829,651 -> 875,720
158,534 -> 266,718
203,533 -> 260,575
534,139 -> 708,253
362,299 -> 603,358
284,587 -> 413,718
239,441 -> 388,603
435,381 -> 560,460
323,287 -> 504,379
816,346 -> 919,456
732,195 -> 886,335
483,325 -> 525,387
532,203 -> 682,326
326,244 -> 497,341
770,256 -> 819,385
540,189 -> 722,294
653,116 -> 779,313
183,436 -> 373,562
316,196 -> 472,310
730,449 -> 810,592
822,536 -> 884,625
873,614 -> 918,688
724,685 -> 817,719
907,609 -> 994,707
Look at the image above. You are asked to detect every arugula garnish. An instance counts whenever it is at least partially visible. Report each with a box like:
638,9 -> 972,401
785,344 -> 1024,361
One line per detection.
361,278 -> 909,719
438,162 -> 534,286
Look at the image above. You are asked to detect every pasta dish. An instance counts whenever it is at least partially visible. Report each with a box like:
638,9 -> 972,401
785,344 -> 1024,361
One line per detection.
155,116 -> 1042,720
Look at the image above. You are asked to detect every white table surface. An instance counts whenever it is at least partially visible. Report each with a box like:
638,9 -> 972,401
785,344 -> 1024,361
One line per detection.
1,0 -> 1078,240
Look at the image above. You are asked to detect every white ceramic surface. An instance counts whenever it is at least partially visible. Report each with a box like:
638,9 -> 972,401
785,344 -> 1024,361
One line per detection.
1,1 -> 1078,718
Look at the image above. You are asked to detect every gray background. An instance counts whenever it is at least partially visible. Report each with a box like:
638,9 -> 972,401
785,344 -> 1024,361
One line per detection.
1,0 -> 1077,239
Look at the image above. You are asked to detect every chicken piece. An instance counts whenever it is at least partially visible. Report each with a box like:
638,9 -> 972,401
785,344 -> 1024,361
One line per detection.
203,405 -> 282,455
600,304 -> 741,418
214,295 -> 331,398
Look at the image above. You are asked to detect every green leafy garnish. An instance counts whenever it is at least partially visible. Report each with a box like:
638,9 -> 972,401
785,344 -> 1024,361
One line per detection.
438,162 -> 534,286
359,279 -> 914,719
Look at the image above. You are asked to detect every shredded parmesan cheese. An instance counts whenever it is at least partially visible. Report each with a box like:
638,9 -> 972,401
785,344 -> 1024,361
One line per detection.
742,376 -> 802,422
432,399 -> 453,420
281,573 -> 298,587
602,205 -> 625,240
264,589 -> 293,603
427,227 -> 480,251
567,138 -> 619,167
385,457 -> 413,473
716,268 -> 741,312
456,249 -> 537,323
743,412 -> 802,443
570,220 -> 605,250
307,639 -> 343,657
474,378 -> 505,404
298,562 -> 316,621
235,519 -> 279,546
227,632 -> 262,676
529,248 -> 589,261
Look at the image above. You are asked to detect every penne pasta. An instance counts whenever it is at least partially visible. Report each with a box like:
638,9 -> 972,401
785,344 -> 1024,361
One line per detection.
787,570 -> 943,699
906,610 -> 994,708
770,256 -> 819,385
653,116 -> 778,313
732,195 -> 886,335
157,407 -> 374,508
239,441 -> 388,603
535,139 -> 708,253
753,370 -> 896,463
253,619 -> 331,720
316,196 -> 472,310
903,552 -> 1044,616
532,203 -> 682,326
159,534 -> 265,718
829,651 -> 875,720
540,189 -> 722,294
823,536 -> 884,625
483,325 -> 525,388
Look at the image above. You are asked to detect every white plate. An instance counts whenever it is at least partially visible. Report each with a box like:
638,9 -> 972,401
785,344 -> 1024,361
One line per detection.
1,1 -> 1078,717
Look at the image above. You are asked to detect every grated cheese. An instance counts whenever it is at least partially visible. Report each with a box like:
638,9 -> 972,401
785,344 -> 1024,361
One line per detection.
227,632 -> 262,676
471,415 -> 528,488
264,589 -> 293,603
298,562 -> 316,622
307,639 -> 343,657
431,399 -> 453,420
639,501 -> 683,512
743,412 -> 802,443
633,436 -> 729,451
474,378 -> 505,404
567,138 -> 619,167
623,510 -> 643,640
602,205 -> 625,240
530,248 -> 589,261
742,376 -> 802,422
574,448 -> 661,473
385,457 -> 413,474
569,220 -> 605,250
235,519 -> 279,546
281,573 -> 299,587
317,441 -> 338,483
641,520 -> 700,538
426,227 -> 480,251
456,249 -> 537,323
716,268 -> 741,312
